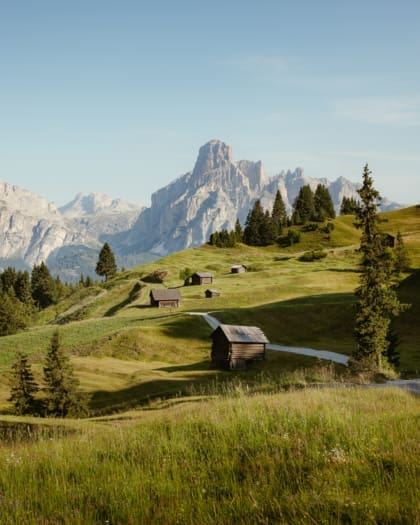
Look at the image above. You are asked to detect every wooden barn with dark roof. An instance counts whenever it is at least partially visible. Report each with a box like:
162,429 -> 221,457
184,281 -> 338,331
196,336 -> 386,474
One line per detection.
191,272 -> 213,285
150,289 -> 181,308
210,324 -> 269,370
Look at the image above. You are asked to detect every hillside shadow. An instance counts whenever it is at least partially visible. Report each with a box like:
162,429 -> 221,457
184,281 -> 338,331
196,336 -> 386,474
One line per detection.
0,420 -> 77,443
326,268 -> 361,273
104,282 -> 143,317
160,315 -> 213,340
89,373 -> 215,415
157,360 -> 211,373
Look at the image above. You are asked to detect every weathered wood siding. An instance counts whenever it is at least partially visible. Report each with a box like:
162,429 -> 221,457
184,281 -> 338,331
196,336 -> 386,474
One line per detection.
231,342 -> 265,361
192,275 -> 213,285
151,298 -> 180,308
231,266 -> 246,274
158,300 -> 179,308
211,332 -> 266,369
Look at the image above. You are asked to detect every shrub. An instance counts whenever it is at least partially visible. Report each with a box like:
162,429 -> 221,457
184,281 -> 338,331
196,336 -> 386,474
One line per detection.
299,250 -> 328,262
301,223 -> 319,232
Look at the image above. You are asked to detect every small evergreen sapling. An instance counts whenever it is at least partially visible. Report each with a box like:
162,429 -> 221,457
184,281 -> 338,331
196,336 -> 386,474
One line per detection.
43,330 -> 86,417
8,352 -> 39,415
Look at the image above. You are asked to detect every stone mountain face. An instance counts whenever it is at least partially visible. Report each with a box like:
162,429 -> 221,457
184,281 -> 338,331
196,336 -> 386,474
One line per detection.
115,140 -> 401,260
0,182 -> 142,280
0,140 -> 402,280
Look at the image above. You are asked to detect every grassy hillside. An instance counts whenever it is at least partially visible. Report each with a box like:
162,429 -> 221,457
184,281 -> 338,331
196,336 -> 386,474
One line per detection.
0,207 -> 419,412
0,207 -> 419,523
0,387 -> 418,524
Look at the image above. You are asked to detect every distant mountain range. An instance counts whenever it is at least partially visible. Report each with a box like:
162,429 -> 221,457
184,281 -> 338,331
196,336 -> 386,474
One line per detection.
0,140 -> 403,281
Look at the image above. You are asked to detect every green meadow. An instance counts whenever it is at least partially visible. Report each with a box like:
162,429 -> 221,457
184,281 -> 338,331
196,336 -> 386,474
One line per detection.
0,206 -> 419,523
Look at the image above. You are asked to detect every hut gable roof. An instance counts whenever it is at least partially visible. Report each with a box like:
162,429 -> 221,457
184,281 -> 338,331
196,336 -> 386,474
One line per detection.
150,289 -> 181,301
192,272 -> 213,278
214,324 -> 269,344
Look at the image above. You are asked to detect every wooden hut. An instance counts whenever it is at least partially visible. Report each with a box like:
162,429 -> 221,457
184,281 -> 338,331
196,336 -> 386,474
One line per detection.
205,289 -> 220,298
231,264 -> 247,274
191,272 -> 213,285
210,324 -> 269,370
150,289 -> 181,308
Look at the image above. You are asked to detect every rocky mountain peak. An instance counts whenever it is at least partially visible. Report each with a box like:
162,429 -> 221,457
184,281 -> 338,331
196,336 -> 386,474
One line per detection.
59,192 -> 141,218
192,140 -> 234,176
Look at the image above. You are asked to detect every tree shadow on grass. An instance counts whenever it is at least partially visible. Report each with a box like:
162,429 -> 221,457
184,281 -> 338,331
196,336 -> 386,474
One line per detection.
104,282 -> 143,317
157,360 -> 211,373
89,373 -> 215,415
0,420 -> 77,443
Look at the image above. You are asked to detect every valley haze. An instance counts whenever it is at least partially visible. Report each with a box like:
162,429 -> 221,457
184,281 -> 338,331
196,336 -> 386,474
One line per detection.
0,140 -> 404,281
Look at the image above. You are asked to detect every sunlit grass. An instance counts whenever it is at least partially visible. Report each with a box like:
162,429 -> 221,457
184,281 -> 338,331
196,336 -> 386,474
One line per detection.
0,387 -> 418,524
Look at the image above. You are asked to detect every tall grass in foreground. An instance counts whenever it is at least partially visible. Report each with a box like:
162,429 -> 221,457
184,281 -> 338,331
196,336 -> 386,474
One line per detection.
0,387 -> 419,524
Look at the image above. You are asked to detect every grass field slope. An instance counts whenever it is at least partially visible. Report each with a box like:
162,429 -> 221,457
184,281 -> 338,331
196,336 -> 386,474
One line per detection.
0,207 -> 419,523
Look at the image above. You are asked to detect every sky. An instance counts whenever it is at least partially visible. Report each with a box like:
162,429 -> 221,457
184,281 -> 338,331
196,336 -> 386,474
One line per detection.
0,0 -> 419,207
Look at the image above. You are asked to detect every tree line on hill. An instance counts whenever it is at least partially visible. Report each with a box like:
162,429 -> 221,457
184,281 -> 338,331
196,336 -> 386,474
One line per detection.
0,242 -> 118,337
209,183 -> 337,248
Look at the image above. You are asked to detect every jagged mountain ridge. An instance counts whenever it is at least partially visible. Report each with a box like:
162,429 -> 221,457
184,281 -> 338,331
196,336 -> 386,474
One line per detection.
114,140 -> 400,259
0,182 -> 143,279
0,140 -> 402,280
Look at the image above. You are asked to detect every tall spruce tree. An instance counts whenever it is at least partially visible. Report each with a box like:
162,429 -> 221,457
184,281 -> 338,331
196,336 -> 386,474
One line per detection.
353,165 -> 407,372
43,330 -> 84,417
243,200 -> 265,246
271,190 -> 287,237
8,352 -> 39,415
340,196 -> 360,215
234,218 -> 243,243
31,262 -> 57,308
95,242 -> 117,282
314,184 -> 336,221
291,185 -> 315,224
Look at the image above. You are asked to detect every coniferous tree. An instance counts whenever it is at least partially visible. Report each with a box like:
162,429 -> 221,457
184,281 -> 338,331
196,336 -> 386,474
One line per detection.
8,352 -> 39,415
314,184 -> 336,221
340,196 -> 360,215
234,219 -> 243,243
95,243 -> 117,282
271,190 -> 287,237
260,210 -> 275,245
0,291 -> 29,336
14,271 -> 33,306
43,330 -> 84,417
0,267 -> 17,293
352,165 -> 408,372
292,185 -> 315,224
243,200 -> 265,245
31,262 -> 57,308
393,231 -> 411,275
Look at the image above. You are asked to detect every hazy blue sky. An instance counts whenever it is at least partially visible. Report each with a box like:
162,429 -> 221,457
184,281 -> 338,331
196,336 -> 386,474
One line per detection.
0,1 -> 419,206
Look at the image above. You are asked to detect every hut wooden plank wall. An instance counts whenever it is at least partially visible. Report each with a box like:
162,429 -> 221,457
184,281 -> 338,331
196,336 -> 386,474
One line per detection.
211,324 -> 269,370
191,272 -> 213,285
231,264 -> 247,274
150,289 -> 181,308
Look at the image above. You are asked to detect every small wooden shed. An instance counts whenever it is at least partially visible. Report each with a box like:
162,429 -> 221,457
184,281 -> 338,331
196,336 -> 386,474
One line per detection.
231,264 -> 247,274
150,289 -> 181,308
205,289 -> 220,298
191,272 -> 213,285
210,324 -> 269,370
